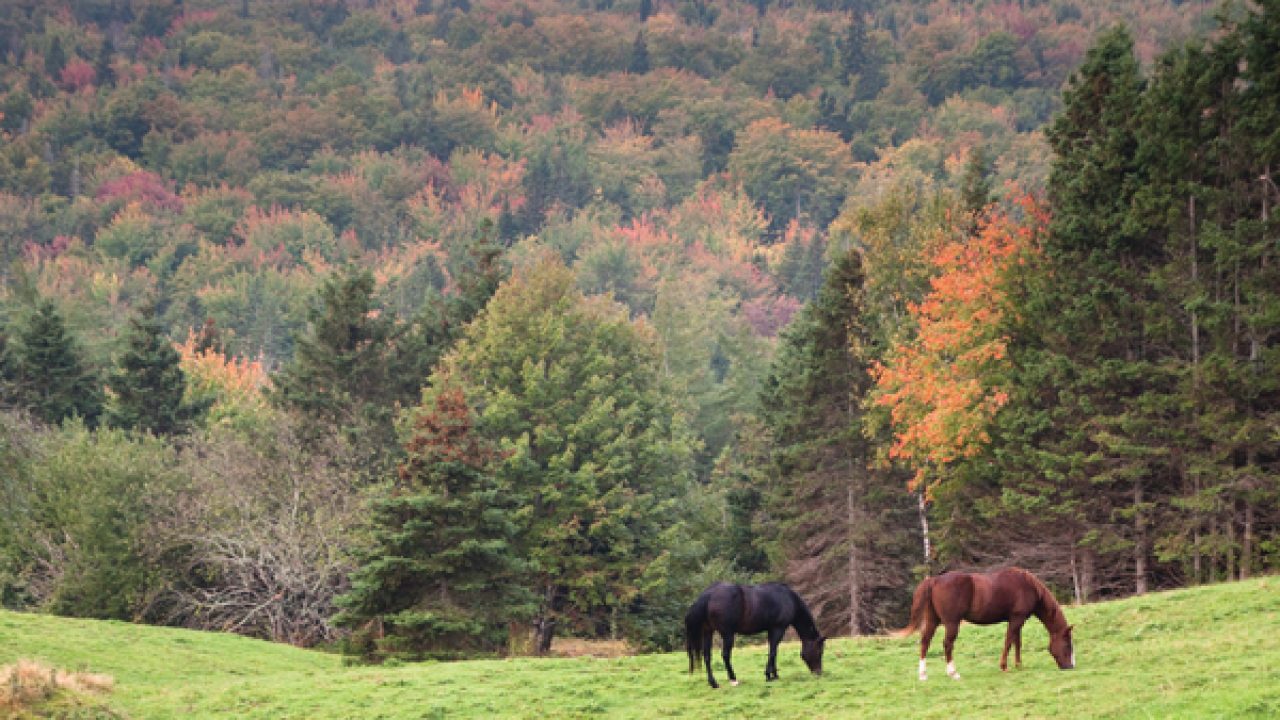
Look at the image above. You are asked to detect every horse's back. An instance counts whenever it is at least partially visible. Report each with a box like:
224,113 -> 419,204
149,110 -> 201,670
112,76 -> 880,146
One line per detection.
700,582 -> 798,636
935,568 -> 1040,625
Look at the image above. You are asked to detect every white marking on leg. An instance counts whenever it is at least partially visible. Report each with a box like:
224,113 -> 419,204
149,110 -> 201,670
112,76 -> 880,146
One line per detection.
1071,652 -> 1075,668
730,680 -> 739,686
918,658 -> 927,681
946,661 -> 961,680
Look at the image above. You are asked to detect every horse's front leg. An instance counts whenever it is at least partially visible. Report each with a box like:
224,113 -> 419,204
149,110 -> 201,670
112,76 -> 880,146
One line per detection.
943,621 -> 961,680
721,632 -> 738,686
766,627 -> 785,681
703,628 -> 719,689
1001,616 -> 1027,671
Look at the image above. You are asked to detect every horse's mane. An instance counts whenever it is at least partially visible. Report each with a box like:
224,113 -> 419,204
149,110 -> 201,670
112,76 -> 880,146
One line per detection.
1013,568 -> 1068,633
785,585 -> 821,640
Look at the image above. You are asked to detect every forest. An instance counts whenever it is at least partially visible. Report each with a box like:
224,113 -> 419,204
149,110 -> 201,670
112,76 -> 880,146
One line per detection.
0,0 -> 1275,662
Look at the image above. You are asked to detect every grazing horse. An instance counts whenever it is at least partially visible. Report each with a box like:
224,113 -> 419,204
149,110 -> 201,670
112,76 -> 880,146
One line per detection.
684,582 -> 825,689
897,568 -> 1074,680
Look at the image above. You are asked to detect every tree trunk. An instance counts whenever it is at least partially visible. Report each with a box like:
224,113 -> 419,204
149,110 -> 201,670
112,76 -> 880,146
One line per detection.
917,489 -> 931,566
533,585 -> 558,655
847,483 -> 862,637
1070,546 -> 1083,605
1134,479 -> 1147,595
1242,498 -> 1254,580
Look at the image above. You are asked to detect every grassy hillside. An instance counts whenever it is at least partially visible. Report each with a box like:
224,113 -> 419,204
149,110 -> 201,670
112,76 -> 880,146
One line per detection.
2,577 -> 1277,719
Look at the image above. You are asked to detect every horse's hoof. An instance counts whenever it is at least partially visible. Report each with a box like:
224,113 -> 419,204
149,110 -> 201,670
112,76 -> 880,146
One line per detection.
919,674 -> 928,681
949,673 -> 962,681
730,680 -> 739,686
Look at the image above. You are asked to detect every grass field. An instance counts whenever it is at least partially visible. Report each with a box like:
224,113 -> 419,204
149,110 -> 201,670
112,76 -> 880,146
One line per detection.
2,577 -> 1278,719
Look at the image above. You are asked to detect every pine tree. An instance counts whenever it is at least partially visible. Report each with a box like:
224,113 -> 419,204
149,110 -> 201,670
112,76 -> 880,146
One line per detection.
9,301 -> 101,427
45,37 -> 67,79
106,302 -> 206,436
335,387 -> 531,661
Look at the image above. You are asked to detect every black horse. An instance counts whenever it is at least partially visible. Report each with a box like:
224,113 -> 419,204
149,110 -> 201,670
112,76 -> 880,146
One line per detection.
684,582 -> 825,689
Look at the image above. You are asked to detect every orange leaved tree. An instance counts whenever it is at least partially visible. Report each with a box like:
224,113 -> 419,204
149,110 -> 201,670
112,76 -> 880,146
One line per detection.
872,196 -> 1047,511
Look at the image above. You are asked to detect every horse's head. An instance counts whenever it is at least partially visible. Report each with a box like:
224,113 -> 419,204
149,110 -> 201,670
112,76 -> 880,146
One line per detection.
1048,624 -> 1075,669
800,635 -> 826,676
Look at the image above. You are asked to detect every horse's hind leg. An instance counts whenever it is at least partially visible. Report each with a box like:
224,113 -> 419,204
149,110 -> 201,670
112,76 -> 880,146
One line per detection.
919,616 -> 939,681
703,628 -> 719,689
1013,621 -> 1023,668
943,621 -> 961,680
721,632 -> 738,686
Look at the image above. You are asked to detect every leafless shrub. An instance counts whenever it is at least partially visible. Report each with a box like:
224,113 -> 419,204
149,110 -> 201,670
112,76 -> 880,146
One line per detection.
149,418 -> 367,646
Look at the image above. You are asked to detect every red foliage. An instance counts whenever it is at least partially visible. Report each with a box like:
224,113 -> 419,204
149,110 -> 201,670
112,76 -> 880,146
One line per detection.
741,294 -> 802,338
399,387 -> 503,483
96,171 -> 184,214
58,60 -> 96,92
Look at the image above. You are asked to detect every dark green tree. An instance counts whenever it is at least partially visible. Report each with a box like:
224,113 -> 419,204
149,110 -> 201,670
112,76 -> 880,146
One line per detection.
271,267 -> 399,461
988,26 -> 1169,599
335,387 -> 532,661
959,145 -> 993,218
760,247 -> 916,635
8,301 -> 101,427
45,36 -> 67,79
106,302 -> 206,436
628,31 -> 650,75
432,253 -> 697,653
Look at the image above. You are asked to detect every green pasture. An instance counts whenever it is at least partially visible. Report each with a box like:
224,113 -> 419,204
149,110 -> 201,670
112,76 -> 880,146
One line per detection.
2,577 -> 1277,719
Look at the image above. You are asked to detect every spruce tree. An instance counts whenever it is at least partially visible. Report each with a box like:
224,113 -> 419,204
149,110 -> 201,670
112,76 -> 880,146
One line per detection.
1000,26 -> 1168,598
271,267 -> 399,458
9,301 -> 101,427
760,247 -> 916,635
335,387 -> 531,661
106,302 -> 205,436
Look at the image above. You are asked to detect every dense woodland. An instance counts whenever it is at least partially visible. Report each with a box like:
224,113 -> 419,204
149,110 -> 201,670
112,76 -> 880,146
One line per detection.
0,0 -> 1276,661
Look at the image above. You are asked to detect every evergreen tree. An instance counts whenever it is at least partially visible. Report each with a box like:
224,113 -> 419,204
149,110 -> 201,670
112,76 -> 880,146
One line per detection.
106,302 -> 205,436
335,387 -> 532,661
94,38 -> 115,88
432,253 -> 697,653
760,247 -> 915,635
45,37 -> 67,79
628,31 -> 650,75
959,145 -> 993,218
8,301 -> 101,427
271,267 -> 399,462
997,26 -> 1168,598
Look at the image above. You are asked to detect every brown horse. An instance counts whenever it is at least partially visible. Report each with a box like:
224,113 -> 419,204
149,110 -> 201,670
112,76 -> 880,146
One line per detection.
897,568 -> 1074,680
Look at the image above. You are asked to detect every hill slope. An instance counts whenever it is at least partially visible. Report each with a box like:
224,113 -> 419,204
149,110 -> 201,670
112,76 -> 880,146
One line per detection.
2,577 -> 1277,719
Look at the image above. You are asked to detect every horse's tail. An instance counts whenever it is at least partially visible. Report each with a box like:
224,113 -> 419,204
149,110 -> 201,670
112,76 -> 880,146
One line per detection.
893,576 -> 934,638
684,594 -> 709,673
